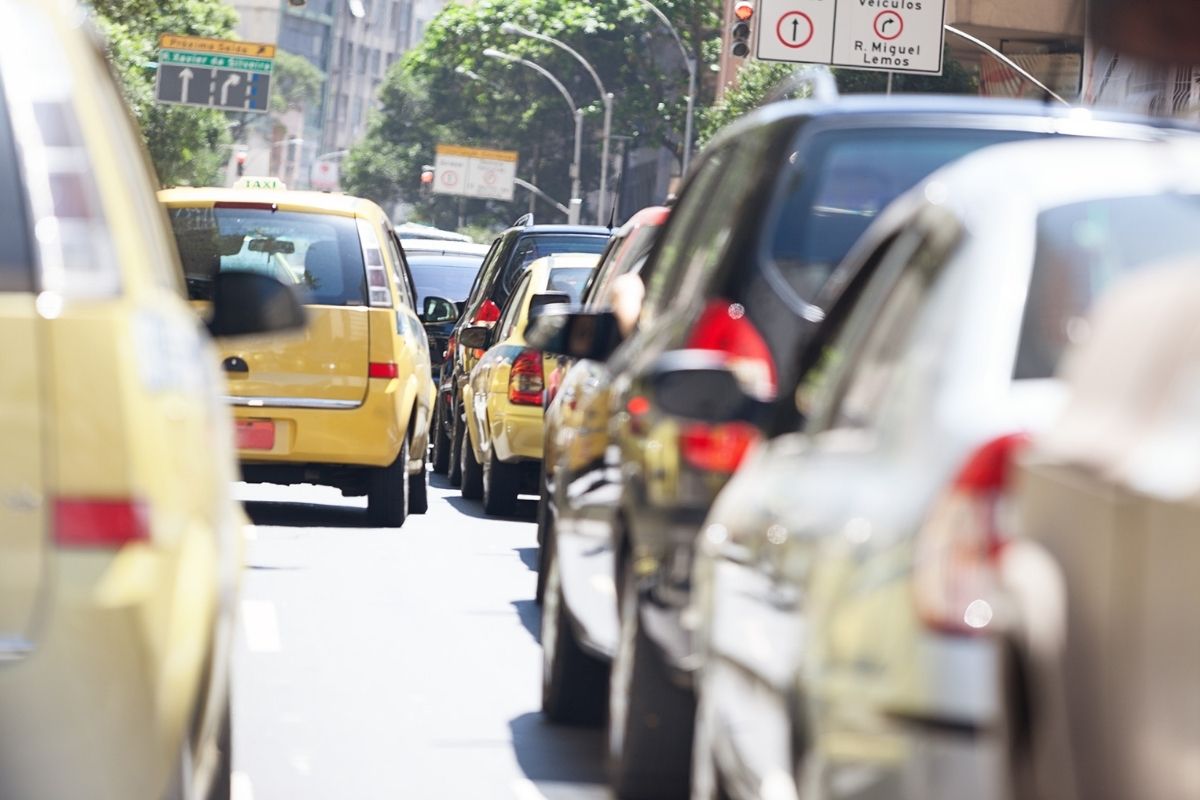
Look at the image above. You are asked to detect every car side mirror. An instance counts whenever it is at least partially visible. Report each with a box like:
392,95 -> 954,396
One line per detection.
421,295 -> 458,324
526,309 -> 622,362
207,271 -> 306,339
528,291 -> 572,324
648,349 -> 769,424
458,324 -> 492,350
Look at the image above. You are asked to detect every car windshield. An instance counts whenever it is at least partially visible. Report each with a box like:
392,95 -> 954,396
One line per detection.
409,255 -> 485,305
169,207 -> 367,305
1015,192 -> 1200,379
768,127 -> 1040,305
546,267 -> 593,303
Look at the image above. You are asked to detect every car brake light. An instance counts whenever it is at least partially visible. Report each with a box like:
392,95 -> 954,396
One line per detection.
473,299 -> 501,324
55,499 -> 150,548
675,298 -> 777,473
356,219 -> 392,308
509,349 -> 544,406
912,433 -> 1029,636
369,361 -> 399,379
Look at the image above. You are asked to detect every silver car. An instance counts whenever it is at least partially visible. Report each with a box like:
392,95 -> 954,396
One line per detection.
1008,257 -> 1200,800
677,137 -> 1200,800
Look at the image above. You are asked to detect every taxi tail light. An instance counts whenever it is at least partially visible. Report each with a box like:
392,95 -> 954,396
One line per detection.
676,298 -> 776,473
356,219 -> 393,308
913,433 -> 1028,636
509,349 -> 544,406
369,361 -> 399,379
55,499 -> 150,549
472,299 -> 501,324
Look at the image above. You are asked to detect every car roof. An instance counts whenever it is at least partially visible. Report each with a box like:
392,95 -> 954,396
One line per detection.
400,239 -> 489,256
921,137 -> 1200,219
708,95 -> 1200,154
158,187 -> 385,218
405,254 -> 485,267
506,224 -> 611,237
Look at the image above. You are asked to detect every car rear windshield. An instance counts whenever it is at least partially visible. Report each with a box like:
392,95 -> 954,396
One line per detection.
410,255 -> 484,305
547,267 -> 593,303
501,233 -> 608,295
770,127 -> 1040,304
1015,193 -> 1200,379
169,207 -> 366,305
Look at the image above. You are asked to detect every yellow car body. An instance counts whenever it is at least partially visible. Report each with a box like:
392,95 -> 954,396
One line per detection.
461,254 -> 599,515
0,2 -> 257,797
159,188 -> 436,525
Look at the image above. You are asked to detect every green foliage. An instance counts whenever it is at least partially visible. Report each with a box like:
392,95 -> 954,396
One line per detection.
698,48 -> 977,147
91,0 -> 239,186
343,0 -> 722,227
271,50 -> 326,114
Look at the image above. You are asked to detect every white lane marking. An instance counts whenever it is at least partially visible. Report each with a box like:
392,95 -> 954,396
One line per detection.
231,772 -> 254,800
512,779 -> 548,800
241,600 -> 281,653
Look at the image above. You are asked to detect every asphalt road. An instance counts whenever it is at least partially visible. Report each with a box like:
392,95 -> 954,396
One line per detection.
229,472 -> 610,800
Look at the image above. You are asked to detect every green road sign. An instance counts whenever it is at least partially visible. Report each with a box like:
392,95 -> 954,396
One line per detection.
160,50 -> 274,74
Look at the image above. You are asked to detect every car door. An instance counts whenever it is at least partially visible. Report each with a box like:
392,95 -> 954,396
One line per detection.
0,85 -> 44,660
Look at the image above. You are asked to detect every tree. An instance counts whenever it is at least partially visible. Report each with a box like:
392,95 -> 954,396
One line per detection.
343,0 -> 722,229
91,0 -> 239,187
271,51 -> 326,115
698,48 -> 978,146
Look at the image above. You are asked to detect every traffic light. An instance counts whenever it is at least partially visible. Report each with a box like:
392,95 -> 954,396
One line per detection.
235,150 -> 247,177
731,1 -> 754,57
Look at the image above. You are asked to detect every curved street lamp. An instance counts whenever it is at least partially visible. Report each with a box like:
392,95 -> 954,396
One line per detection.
633,0 -> 697,175
483,48 -> 584,224
499,21 -> 613,224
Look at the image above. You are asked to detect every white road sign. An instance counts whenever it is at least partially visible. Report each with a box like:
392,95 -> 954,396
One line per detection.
433,145 -> 518,202
755,0 -> 946,75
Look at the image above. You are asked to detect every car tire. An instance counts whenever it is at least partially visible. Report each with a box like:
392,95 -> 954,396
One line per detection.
460,421 -> 483,500
368,437 -> 409,527
408,434 -> 429,515
448,401 -> 464,487
608,557 -> 695,800
541,541 -> 609,725
482,450 -> 519,516
430,402 -> 451,475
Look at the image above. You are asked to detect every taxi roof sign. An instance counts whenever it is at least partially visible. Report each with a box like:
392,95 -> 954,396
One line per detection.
233,176 -> 287,191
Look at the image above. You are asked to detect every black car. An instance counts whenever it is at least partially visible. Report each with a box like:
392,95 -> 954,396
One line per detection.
428,219 -> 610,477
410,253 -> 486,367
529,96 -> 1192,799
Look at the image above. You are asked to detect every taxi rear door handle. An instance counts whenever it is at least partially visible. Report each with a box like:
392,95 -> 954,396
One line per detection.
223,356 -> 249,374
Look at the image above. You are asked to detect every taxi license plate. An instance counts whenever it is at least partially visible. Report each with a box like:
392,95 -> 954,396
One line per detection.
236,420 -> 275,451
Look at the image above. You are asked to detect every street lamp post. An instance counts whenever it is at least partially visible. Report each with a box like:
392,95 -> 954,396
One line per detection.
499,22 -> 613,224
483,48 -> 584,224
634,0 -> 697,175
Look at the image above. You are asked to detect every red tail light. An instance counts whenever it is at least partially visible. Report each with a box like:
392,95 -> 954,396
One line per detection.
55,499 -> 150,548
913,433 -> 1029,636
446,333 -> 457,359
473,299 -> 501,324
509,349 -> 544,406
680,422 -> 759,473
675,298 -> 777,473
369,361 -> 399,379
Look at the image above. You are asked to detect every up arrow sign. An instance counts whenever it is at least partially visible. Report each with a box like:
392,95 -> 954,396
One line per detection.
179,68 -> 194,102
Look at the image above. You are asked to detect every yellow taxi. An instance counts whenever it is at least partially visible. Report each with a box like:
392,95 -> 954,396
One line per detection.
159,186 -> 436,526
0,1 -> 303,798
458,253 -> 599,515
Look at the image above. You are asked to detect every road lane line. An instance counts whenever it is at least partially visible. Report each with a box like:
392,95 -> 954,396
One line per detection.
231,772 -> 254,800
241,600 -> 281,653
512,778 -> 549,800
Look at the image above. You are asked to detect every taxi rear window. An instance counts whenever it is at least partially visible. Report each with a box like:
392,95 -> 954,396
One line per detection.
0,74 -> 31,292
169,207 -> 366,305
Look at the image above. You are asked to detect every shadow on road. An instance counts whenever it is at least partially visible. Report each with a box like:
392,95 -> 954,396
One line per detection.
243,500 -> 375,529
428,472 -> 455,491
443,493 -> 539,522
512,599 -> 541,644
509,711 -> 607,788
516,547 -> 539,573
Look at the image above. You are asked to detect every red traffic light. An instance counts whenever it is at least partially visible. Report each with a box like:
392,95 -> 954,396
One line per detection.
235,151 -> 248,165
734,1 -> 754,21
420,170 -> 434,185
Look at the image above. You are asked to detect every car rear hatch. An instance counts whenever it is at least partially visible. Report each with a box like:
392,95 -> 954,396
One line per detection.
168,203 -> 371,407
